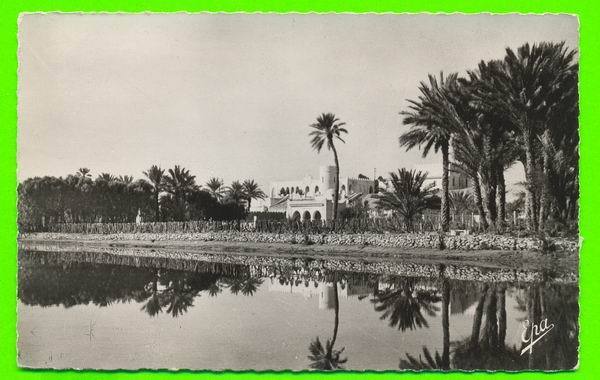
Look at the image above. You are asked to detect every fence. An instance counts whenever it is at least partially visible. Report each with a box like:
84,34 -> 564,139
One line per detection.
27,218 -> 411,235
21,212 -> 530,235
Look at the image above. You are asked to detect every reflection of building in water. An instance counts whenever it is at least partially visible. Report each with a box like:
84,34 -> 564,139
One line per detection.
319,283 -> 336,310
267,278 -> 372,309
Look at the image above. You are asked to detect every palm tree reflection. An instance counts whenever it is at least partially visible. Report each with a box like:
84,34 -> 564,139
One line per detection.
398,275 -> 450,370
139,270 -> 223,318
140,269 -> 163,317
372,277 -> 441,331
222,276 -> 263,296
308,281 -> 348,370
452,284 -> 525,371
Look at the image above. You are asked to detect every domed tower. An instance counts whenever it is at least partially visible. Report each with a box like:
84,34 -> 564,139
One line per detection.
319,165 -> 336,196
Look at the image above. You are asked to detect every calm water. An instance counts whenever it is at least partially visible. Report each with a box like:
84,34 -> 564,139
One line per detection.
18,248 -> 578,371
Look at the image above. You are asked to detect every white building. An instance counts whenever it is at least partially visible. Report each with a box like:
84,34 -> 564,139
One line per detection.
260,165 -> 376,221
413,163 -> 471,192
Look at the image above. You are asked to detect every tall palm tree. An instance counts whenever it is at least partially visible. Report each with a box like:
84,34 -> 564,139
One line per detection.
143,165 -> 165,222
451,134 -> 488,229
400,72 -> 458,232
309,113 -> 348,222
117,175 -> 134,185
448,190 -> 474,225
205,177 -> 225,202
464,60 -> 519,230
77,167 -> 91,178
308,281 -> 347,370
226,180 -> 246,206
96,173 -> 115,182
242,179 -> 267,212
374,169 -> 436,231
163,165 -> 197,221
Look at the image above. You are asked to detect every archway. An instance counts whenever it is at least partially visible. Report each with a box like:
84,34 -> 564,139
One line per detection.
291,211 -> 301,221
305,186 -> 310,195
302,211 -> 311,222
313,210 -> 322,222
314,185 -> 320,194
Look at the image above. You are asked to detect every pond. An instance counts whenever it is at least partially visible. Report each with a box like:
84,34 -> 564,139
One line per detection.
17,248 -> 578,371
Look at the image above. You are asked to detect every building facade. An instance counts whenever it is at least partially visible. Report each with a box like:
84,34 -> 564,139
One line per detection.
413,163 -> 471,192
261,165 -> 376,221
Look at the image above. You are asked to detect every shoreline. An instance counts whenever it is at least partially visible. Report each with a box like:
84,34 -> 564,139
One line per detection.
19,232 -> 579,275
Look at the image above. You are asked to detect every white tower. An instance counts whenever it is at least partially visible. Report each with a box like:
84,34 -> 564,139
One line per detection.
319,165 -> 336,198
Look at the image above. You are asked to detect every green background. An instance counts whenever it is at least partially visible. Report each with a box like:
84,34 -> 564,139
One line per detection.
0,0 -> 596,378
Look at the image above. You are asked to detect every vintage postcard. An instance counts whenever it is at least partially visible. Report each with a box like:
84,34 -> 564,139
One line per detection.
17,13 -> 579,371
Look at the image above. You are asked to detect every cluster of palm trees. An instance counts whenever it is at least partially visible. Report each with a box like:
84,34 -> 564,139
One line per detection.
18,165 -> 268,229
19,257 -> 263,318
142,164 -> 266,221
400,42 -> 578,233
18,168 -> 155,228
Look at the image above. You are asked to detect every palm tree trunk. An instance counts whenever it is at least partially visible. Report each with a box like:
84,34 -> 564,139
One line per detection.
481,286 -> 498,349
441,143 -> 450,232
524,130 -> 539,231
496,166 -> 506,230
155,191 -> 160,222
470,284 -> 488,349
482,172 -> 497,228
331,142 -> 340,223
527,285 -> 541,369
472,175 -> 488,230
441,278 -> 451,369
331,281 -> 340,349
497,286 -> 506,346
538,149 -> 550,231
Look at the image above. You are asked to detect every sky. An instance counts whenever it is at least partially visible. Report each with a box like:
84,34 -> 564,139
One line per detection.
18,13 -> 579,197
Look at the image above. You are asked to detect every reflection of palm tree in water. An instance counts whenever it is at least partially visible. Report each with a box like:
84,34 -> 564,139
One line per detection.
161,273 -> 197,317
452,284 -> 524,371
223,276 -> 263,296
308,281 -> 348,370
141,269 -> 163,317
140,270 -> 223,318
516,283 -> 579,370
401,281 -> 578,371
399,276 -> 450,370
373,277 -> 441,332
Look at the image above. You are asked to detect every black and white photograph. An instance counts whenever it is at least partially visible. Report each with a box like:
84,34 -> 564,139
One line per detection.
17,13 -> 579,371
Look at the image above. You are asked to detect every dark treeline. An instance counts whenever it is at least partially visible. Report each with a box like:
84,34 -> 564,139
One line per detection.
18,165 -> 267,231
400,42 -> 578,233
